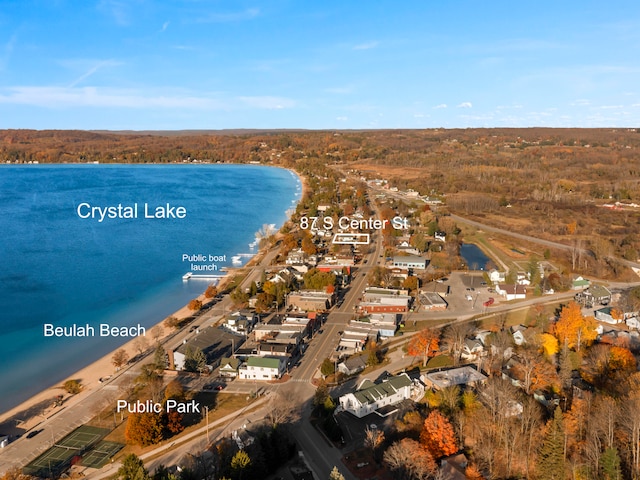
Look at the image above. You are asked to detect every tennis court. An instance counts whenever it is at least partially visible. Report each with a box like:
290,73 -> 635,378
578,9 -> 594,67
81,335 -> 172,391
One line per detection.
81,441 -> 124,468
24,425 -> 110,477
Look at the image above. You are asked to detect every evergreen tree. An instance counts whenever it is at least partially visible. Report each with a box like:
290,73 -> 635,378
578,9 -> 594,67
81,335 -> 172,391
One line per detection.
153,344 -> 167,371
183,346 -> 207,373
601,447 -> 622,480
537,407 -> 566,480
117,454 -> 150,480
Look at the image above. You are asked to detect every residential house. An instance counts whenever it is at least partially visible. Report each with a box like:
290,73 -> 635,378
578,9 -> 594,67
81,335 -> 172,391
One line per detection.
337,355 -> 368,376
489,269 -> 506,285
422,366 -> 488,391
224,311 -> 258,335
286,248 -> 307,265
510,325 -> 529,345
219,357 -> 239,378
595,306 -> 623,325
495,284 -> 526,301
434,231 -> 447,242
572,276 -> 590,290
337,373 -> 421,418
461,338 -> 484,361
238,356 -> 286,381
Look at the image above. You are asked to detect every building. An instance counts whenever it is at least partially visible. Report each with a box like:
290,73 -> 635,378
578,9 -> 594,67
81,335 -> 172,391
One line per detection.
495,284 -> 526,301
219,357 -> 240,378
337,373 -> 421,418
172,326 -> 238,371
286,291 -> 333,312
238,356 -> 286,380
594,306 -> 623,325
392,255 -> 428,270
359,287 -> 412,314
224,310 -> 258,335
337,355 -> 368,376
418,292 -> 448,311
422,366 -> 487,391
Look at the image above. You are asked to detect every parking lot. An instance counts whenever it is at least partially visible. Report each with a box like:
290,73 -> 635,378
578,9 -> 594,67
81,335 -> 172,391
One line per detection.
420,271 -> 500,315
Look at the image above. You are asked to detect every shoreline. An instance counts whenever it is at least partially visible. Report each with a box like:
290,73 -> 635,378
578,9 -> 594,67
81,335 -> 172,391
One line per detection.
0,165 -> 306,437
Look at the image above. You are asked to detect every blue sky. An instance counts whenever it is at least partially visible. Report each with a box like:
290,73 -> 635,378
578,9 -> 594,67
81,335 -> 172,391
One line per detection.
1,0 -> 639,130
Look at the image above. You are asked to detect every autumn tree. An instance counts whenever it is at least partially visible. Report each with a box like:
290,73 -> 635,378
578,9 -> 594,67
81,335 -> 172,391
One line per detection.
364,426 -> 385,460
204,284 -> 218,299
420,410 -> 458,459
188,298 -> 202,311
383,438 -> 436,480
442,322 -> 474,366
407,328 -> 440,367
230,450 -> 251,480
329,466 -> 346,480
164,316 -> 180,330
112,348 -> 129,370
125,412 -> 164,446
554,301 -> 597,350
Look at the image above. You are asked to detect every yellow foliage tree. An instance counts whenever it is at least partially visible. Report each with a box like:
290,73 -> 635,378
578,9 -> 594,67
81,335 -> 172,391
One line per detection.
539,333 -> 559,357
554,302 -> 597,350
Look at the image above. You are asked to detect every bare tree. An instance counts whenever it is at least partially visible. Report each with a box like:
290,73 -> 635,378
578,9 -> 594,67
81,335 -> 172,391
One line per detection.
442,322 -> 474,366
133,336 -> 150,356
266,392 -> 297,427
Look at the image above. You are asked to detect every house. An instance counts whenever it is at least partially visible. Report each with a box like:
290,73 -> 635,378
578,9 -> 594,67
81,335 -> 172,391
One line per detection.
224,311 -> 258,335
219,357 -> 240,378
489,269 -> 506,284
392,255 -> 428,270
461,338 -> 484,361
495,284 -> 526,301
572,276 -> 590,290
422,366 -> 488,391
238,356 -> 286,380
286,248 -> 307,265
516,272 -> 531,286
589,285 -> 612,305
434,231 -> 447,242
337,373 -> 421,418
439,454 -> 468,480
510,325 -> 529,345
337,355 -> 368,376
595,306 -> 623,325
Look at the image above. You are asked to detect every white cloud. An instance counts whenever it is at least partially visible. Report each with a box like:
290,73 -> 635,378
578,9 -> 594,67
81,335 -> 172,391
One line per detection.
0,86 -> 225,109
161,21 -> 170,32
353,41 -> 379,51
413,113 -> 425,118
1,34 -> 17,71
457,102 -> 473,108
97,0 -> 133,26
325,86 -> 353,94
433,103 -> 447,109
600,105 -> 624,110
336,116 -> 348,121
571,99 -> 591,106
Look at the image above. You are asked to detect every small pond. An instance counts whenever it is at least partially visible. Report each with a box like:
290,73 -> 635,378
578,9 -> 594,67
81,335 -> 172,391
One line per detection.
460,243 -> 492,270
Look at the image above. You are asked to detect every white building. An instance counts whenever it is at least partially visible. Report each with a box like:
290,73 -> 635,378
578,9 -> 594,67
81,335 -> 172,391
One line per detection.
337,373 -> 420,418
238,356 -> 286,381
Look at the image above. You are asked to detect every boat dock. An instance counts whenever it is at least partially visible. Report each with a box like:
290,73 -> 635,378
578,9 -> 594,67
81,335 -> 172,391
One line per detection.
182,272 -> 226,282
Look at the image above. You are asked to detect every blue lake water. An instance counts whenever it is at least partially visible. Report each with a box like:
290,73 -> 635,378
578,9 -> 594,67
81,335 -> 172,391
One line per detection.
0,164 -> 301,415
460,243 -> 492,271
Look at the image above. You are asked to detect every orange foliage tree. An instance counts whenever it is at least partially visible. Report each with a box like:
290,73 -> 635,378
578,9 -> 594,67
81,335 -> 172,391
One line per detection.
420,410 -> 458,459
553,301 -> 597,350
407,328 -> 440,367
125,412 -> 164,446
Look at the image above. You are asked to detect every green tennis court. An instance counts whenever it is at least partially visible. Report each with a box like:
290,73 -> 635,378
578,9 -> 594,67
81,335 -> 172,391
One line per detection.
23,425 -> 110,477
80,441 -> 124,468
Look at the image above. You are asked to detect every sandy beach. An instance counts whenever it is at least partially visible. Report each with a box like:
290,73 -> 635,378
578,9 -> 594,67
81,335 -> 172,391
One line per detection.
0,167 -> 306,438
